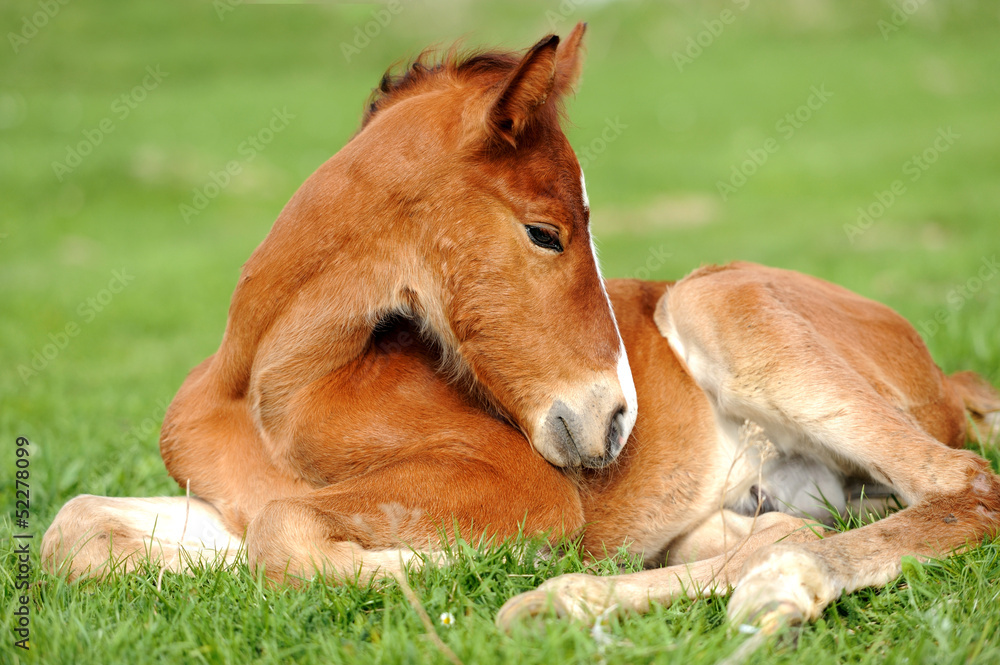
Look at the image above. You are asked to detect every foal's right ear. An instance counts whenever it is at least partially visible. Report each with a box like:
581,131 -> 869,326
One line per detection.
553,22 -> 587,97
486,34 -> 560,148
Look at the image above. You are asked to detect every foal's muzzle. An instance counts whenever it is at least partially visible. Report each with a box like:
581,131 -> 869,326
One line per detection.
533,352 -> 638,468
527,340 -> 638,468
542,400 -> 630,468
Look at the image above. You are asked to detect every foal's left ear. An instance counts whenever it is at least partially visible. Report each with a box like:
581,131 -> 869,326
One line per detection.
486,34 -> 560,148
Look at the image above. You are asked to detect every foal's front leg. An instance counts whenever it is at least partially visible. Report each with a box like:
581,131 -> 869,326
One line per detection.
246,443 -> 585,584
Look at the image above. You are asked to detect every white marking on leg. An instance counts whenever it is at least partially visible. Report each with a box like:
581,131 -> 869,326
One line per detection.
43,495 -> 240,579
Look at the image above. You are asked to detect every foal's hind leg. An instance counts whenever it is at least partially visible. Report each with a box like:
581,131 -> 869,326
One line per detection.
246,444 -> 585,585
496,510 -> 819,628
42,495 -> 240,580
659,263 -> 1000,627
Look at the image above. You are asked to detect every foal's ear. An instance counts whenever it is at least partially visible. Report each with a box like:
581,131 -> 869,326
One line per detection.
487,34 -> 560,148
553,22 -> 587,97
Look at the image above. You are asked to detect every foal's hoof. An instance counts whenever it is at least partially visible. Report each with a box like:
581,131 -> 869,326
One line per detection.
727,544 -> 837,633
496,573 -> 617,632
496,589 -> 569,632
742,601 -> 804,635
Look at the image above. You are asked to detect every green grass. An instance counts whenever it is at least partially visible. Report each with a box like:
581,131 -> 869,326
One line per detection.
2,0 -> 999,663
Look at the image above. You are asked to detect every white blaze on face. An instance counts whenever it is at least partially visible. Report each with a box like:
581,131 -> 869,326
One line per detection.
614,336 -> 639,445
580,164 -> 639,445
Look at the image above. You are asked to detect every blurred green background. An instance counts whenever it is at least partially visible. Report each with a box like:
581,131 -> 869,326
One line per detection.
3,0 -> 1000,536
1,0 -> 999,660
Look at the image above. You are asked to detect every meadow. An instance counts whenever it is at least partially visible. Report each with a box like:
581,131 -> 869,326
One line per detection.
2,1 -> 999,663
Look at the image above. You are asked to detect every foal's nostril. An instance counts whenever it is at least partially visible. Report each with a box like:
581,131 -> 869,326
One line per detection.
543,400 -> 582,467
602,406 -> 628,460
577,407 -> 627,470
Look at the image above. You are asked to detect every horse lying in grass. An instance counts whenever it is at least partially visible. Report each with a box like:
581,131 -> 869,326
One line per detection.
43,23 -> 1000,632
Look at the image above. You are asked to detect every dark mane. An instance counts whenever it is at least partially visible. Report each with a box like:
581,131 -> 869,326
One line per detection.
362,46 -> 522,127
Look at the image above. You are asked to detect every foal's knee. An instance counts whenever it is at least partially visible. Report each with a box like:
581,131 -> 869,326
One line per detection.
246,500 -> 315,583
245,499 -> 358,584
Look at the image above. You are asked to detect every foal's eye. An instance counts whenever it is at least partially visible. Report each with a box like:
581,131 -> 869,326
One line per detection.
525,224 -> 563,252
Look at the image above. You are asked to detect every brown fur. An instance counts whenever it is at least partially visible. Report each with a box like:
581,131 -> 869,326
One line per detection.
42,26 -> 1000,632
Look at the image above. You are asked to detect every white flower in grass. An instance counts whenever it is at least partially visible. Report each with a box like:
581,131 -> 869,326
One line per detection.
439,611 -> 456,627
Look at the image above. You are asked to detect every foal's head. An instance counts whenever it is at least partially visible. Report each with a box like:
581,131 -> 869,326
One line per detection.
348,24 -> 637,468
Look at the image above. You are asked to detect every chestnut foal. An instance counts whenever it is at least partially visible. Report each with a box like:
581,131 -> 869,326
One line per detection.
44,23 -> 633,584
43,25 -> 1000,632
